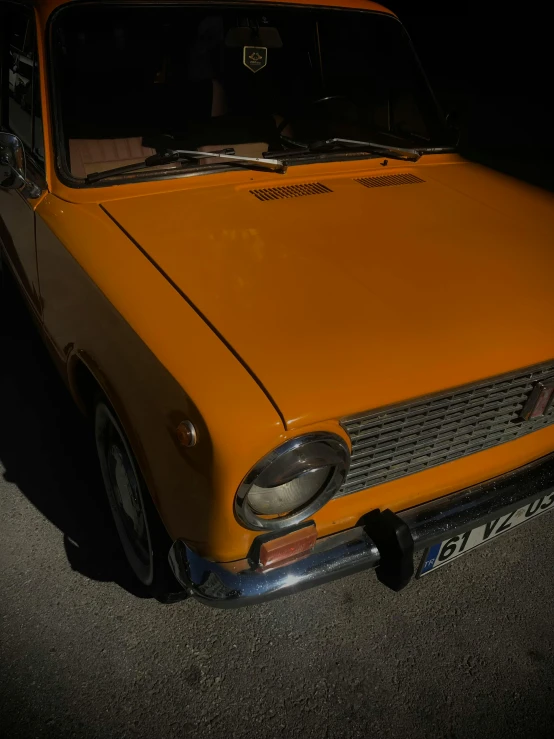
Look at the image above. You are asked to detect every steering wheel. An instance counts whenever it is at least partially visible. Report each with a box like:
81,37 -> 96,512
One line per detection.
276,95 -> 353,136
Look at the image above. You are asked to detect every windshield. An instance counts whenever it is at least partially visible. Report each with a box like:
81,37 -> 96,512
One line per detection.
51,3 -> 454,185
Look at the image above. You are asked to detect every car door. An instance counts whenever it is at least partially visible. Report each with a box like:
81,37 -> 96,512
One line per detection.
0,2 -> 46,316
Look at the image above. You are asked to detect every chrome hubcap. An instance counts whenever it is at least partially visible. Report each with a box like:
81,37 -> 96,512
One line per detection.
96,404 -> 153,585
109,445 -> 146,539
106,441 -> 149,570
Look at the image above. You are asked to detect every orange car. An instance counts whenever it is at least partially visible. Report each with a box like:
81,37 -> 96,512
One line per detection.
1,0 -> 553,607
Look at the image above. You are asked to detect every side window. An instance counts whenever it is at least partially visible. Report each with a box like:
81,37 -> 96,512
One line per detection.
1,4 -> 44,167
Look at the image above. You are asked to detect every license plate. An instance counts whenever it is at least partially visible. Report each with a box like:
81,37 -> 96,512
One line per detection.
418,492 -> 554,577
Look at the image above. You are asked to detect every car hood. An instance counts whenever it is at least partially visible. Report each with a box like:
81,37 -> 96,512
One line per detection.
101,159 -> 554,429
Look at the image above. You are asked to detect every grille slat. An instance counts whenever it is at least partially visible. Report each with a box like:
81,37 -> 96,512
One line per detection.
338,363 -> 554,497
350,396 -> 530,453
350,389 -> 531,450
350,414 -> 517,468
348,381 -> 535,437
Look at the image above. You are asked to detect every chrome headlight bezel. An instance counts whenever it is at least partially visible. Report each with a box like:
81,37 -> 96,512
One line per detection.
235,433 -> 351,531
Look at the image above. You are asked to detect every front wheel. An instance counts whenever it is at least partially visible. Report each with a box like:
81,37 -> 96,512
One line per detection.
94,399 -> 184,601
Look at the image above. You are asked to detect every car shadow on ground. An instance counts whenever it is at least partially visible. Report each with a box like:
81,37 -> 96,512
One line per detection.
0,279 -> 148,598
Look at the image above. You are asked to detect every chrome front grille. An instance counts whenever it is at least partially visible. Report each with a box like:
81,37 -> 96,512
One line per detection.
338,363 -> 554,498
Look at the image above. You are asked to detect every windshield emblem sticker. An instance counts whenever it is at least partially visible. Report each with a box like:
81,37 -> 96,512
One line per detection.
243,46 -> 267,73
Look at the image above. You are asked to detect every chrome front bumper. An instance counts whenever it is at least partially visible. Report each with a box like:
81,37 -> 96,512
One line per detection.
168,452 -> 554,608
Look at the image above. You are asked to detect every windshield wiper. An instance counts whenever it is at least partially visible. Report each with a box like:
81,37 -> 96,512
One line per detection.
86,148 -> 287,183
310,138 -> 421,161
267,137 -> 421,162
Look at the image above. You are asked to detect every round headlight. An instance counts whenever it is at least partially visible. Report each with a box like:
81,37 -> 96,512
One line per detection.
235,433 -> 350,530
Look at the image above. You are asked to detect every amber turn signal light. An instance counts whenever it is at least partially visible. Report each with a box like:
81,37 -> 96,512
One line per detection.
254,523 -> 318,570
176,420 -> 197,447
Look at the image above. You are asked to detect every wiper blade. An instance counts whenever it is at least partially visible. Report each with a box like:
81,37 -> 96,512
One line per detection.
268,137 -> 421,162
86,148 -> 287,183
310,138 -> 421,161
168,149 -> 287,173
86,154 -> 179,183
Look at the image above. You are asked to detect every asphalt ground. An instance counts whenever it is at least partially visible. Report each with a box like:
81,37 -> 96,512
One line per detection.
1,283 -> 554,739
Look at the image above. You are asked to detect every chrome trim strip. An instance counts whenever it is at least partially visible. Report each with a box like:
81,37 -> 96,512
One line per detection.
169,451 -> 554,608
399,452 -> 554,548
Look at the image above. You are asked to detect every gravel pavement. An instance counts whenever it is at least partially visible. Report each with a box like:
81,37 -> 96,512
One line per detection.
1,292 -> 554,739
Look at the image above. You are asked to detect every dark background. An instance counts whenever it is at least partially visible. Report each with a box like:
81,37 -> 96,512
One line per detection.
389,4 -> 553,191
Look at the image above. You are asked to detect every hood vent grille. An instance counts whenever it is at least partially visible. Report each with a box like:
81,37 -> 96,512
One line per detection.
250,182 -> 332,201
355,173 -> 424,189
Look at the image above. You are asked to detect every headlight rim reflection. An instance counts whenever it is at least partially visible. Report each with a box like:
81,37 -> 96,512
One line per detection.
247,465 -> 331,515
235,433 -> 351,531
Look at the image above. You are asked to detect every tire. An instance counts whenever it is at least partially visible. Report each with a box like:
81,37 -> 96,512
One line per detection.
94,397 -> 185,601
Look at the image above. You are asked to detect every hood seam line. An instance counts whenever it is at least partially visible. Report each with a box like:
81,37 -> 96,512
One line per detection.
98,204 -> 287,430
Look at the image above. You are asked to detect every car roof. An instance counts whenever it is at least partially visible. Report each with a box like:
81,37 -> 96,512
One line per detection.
31,0 -> 396,20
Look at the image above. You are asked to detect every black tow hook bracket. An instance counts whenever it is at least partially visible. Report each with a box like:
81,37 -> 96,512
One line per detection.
362,509 -> 414,591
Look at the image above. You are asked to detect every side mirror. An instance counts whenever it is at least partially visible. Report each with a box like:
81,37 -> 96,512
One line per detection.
0,132 -> 41,197
0,132 -> 26,190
